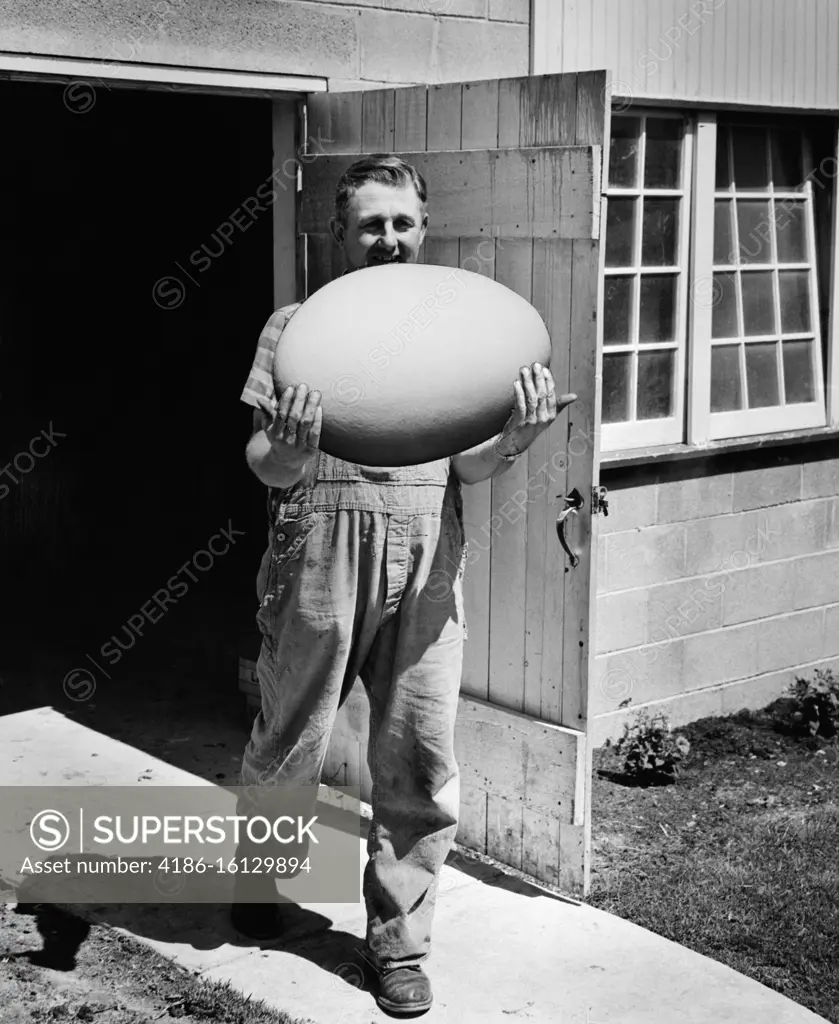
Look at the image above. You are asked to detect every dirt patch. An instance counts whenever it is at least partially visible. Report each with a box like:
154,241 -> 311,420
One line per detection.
0,902 -> 303,1024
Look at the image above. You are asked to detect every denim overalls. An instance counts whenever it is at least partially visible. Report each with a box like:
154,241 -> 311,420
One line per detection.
240,447 -> 468,969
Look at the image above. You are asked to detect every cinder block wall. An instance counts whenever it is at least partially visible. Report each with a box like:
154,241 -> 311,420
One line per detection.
591,438 -> 839,747
0,0 -> 530,87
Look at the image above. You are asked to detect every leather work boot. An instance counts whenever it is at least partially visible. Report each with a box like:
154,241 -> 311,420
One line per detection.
375,965 -> 434,1015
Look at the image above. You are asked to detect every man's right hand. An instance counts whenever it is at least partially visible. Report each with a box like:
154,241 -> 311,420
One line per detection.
257,384 -> 323,468
246,384 -> 323,488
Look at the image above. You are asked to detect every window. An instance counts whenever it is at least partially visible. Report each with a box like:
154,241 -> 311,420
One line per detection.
601,111 -> 832,452
602,113 -> 692,449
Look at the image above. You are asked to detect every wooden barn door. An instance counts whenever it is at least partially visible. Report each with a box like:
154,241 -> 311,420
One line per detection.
296,73 -> 607,895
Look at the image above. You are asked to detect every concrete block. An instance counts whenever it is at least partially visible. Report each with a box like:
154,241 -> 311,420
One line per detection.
719,669 -> 799,716
823,603 -> 839,658
751,500 -> 827,564
489,0 -> 530,21
359,9 -> 436,82
591,686 -> 725,746
593,638 -> 685,713
382,0 -> 488,14
595,590 -> 648,654
0,1 -> 362,79
757,608 -> 824,675
656,473 -> 733,525
802,456 -> 839,499
646,576 -> 723,643
684,514 -> 746,576
683,622 -> 758,689
435,17 -> 529,80
604,523 -> 686,592
731,462 -> 801,512
827,498 -> 839,550
793,549 -> 839,610
599,481 -> 657,535
721,560 -> 795,627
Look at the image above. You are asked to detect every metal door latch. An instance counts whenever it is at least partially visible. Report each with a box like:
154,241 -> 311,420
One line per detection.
592,485 -> 609,516
556,488 -> 584,567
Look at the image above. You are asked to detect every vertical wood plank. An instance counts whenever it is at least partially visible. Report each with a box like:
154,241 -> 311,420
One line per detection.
522,807 -> 560,888
485,794 -> 524,870
455,787 -> 488,852
306,92 -> 363,155
488,238 -> 532,712
530,239 -> 573,723
362,89 -> 395,153
424,76 -> 489,856
457,79 -> 497,708
393,85 -> 428,152
426,83 -> 462,151
461,80 -> 499,151
272,98 -> 300,308
304,92 -> 364,296
459,235 -> 495,704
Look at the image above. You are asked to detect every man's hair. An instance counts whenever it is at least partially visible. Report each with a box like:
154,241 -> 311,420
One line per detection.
334,154 -> 427,225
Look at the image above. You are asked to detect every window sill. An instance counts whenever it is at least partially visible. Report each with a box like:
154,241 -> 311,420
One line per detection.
600,424 -> 839,469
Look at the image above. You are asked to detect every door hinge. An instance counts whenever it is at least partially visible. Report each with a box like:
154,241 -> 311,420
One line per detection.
592,485 -> 609,516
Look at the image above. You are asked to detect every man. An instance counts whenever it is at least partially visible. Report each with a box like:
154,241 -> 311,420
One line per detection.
232,154 -> 575,1015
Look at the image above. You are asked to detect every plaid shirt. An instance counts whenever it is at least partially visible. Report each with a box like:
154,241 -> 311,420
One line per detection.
240,303 -> 302,410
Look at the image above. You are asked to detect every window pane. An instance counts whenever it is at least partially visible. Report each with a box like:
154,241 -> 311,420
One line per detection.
710,344 -> 743,412
771,130 -> 803,190
644,118 -> 683,189
604,276 -> 633,345
741,271 -> 775,335
637,349 -> 674,419
732,126 -> 769,191
736,200 -> 773,264
609,117 -> 641,188
775,201 -> 808,263
715,125 -> 731,190
714,200 -> 734,265
711,273 -> 738,338
641,198 -> 679,266
639,275 -> 676,342
605,197 -> 637,267
602,353 -> 632,423
745,341 -> 780,407
779,270 -> 811,333
783,340 -> 815,403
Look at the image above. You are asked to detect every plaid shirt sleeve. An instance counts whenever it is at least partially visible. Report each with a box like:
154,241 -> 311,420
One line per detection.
240,303 -> 302,410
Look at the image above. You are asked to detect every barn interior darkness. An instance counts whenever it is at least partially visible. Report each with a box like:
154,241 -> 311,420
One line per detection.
0,80 -> 277,701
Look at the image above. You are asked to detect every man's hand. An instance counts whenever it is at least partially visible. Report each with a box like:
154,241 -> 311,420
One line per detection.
495,363 -> 576,458
256,383 -> 323,468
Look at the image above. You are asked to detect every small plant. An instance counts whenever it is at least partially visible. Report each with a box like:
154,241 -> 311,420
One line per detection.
784,669 -> 839,738
612,708 -> 691,784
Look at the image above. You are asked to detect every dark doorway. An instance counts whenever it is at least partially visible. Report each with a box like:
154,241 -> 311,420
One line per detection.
0,79 -> 279,703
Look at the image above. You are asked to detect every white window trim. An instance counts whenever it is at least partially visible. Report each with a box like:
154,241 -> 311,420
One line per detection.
697,117 -> 826,441
608,109 -> 838,455
601,111 -> 693,452
0,53 -> 328,96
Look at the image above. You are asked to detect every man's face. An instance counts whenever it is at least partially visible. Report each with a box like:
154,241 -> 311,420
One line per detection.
331,181 -> 428,271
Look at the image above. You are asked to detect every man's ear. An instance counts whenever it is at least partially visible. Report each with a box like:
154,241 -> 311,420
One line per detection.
420,210 -> 429,244
329,217 -> 345,246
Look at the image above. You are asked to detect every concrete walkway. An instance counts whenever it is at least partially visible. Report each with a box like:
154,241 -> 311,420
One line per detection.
0,706 -> 830,1024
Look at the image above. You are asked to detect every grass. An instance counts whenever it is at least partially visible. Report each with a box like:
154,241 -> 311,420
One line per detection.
589,701 -> 839,1023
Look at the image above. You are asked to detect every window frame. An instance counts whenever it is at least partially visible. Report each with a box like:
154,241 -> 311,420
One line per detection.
603,108 -> 839,457
601,110 -> 694,451
694,114 -> 826,441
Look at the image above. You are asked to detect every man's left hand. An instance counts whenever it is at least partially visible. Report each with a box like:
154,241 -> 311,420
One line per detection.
495,363 -> 577,458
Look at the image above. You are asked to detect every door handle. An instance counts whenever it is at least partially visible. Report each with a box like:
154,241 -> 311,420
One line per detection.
556,488 -> 584,567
